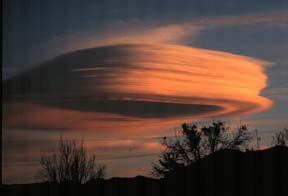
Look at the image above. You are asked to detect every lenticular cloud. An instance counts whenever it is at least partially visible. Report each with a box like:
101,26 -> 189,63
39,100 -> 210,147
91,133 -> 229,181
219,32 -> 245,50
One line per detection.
3,44 -> 272,132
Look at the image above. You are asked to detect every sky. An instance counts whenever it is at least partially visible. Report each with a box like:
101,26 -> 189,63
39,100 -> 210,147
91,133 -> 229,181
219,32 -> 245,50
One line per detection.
2,0 -> 288,184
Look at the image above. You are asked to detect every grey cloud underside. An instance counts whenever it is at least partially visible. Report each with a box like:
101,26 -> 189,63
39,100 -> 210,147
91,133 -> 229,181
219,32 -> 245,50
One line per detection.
41,100 -> 222,119
3,45 -> 142,97
3,45 -> 224,118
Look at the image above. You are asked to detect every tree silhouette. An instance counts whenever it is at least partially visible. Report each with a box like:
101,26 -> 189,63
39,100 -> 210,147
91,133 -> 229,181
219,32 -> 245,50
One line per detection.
152,121 -> 252,177
39,136 -> 106,183
272,128 -> 288,146
152,137 -> 186,176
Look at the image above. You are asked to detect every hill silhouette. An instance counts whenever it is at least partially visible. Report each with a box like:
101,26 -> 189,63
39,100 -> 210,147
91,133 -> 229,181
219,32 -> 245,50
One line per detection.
1,146 -> 288,196
165,146 -> 288,196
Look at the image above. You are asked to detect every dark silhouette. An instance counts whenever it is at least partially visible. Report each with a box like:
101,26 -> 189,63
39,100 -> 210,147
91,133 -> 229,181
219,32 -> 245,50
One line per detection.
164,146 -> 288,196
2,123 -> 288,196
152,121 -> 252,177
38,137 -> 106,183
1,146 -> 288,196
272,128 -> 288,146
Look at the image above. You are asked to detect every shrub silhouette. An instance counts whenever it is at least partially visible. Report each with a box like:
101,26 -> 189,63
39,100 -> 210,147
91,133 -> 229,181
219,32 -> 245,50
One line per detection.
152,121 -> 252,177
39,136 -> 106,183
272,128 -> 288,146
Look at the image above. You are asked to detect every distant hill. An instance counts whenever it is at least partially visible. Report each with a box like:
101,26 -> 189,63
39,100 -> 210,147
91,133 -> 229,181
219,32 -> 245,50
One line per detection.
1,146 -> 288,196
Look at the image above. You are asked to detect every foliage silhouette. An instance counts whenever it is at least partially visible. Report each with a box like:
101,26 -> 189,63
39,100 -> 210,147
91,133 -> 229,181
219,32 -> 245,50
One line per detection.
152,121 -> 253,177
39,136 -> 106,183
3,146 -> 287,196
272,128 -> 288,146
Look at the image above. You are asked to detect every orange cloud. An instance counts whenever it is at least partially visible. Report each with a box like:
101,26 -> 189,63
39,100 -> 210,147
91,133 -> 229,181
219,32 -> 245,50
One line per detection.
3,44 -> 272,135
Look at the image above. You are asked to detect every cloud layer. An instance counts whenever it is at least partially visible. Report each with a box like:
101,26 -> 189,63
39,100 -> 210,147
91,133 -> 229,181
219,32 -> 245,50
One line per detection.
3,44 -> 272,133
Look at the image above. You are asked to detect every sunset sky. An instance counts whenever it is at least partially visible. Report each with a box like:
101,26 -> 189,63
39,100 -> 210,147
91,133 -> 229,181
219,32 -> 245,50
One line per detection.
3,0 -> 288,184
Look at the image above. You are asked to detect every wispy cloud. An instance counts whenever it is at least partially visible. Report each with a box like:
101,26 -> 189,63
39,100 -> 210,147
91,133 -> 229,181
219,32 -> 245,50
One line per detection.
45,10 -> 288,53
4,10 -> 287,79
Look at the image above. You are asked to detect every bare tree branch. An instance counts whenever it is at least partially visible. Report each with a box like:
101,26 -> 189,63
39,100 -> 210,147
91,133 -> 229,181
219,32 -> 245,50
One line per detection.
39,137 -> 106,183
